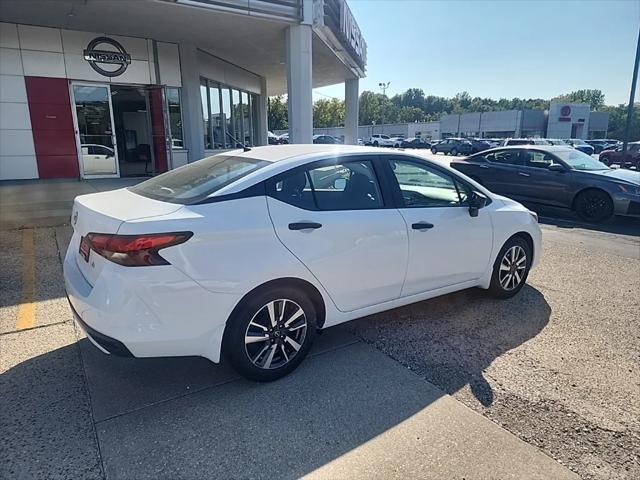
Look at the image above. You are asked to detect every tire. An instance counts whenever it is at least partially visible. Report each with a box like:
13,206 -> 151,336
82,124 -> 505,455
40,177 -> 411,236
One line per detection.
431,147 -> 437,154
488,236 -> 532,299
451,148 -> 458,156
373,141 -> 379,147
574,189 -> 614,223
599,155 -> 610,166
223,285 -> 317,382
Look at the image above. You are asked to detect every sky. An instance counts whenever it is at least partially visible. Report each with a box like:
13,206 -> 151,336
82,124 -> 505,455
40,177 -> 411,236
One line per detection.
313,0 -> 640,106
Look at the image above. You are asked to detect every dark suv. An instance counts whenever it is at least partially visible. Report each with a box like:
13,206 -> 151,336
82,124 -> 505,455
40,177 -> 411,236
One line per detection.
599,142 -> 640,169
431,138 -> 473,156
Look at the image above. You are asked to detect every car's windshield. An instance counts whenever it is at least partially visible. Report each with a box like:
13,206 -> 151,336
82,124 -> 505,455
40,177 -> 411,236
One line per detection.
129,154 -> 269,204
555,150 -> 609,171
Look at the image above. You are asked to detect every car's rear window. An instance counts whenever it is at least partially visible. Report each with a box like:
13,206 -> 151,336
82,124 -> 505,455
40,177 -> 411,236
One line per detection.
129,154 -> 269,204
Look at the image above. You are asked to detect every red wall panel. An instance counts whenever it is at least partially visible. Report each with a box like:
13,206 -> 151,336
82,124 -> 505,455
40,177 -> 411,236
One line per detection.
25,76 -> 79,179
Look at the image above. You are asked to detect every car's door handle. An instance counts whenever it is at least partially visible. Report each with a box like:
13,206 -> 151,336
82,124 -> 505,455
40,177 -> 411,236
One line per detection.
518,172 -> 530,177
412,222 -> 434,230
479,164 -> 490,169
288,222 -> 322,231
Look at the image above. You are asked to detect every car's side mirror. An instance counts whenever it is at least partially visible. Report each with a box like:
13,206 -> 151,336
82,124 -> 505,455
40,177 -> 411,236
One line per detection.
548,163 -> 565,172
333,178 -> 347,190
468,192 -> 487,217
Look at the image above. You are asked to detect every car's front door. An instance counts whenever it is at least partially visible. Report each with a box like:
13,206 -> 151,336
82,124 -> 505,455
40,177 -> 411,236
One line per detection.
267,157 -> 408,313
384,157 -> 494,295
517,149 -> 573,207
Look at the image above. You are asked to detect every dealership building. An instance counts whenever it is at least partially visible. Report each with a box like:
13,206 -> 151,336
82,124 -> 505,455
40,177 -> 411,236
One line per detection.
0,0 -> 366,181
309,101 -> 610,142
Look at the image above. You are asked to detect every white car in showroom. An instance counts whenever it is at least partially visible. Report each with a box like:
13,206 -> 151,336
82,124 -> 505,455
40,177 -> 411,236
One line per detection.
64,145 -> 541,381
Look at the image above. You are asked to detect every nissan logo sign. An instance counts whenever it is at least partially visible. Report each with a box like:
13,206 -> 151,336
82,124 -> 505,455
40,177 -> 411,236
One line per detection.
560,105 -> 571,117
83,37 -> 131,77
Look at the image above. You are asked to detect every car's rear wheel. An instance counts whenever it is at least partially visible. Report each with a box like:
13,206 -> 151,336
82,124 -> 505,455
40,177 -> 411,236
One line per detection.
599,154 -> 610,166
431,147 -> 437,154
451,148 -> 458,156
223,286 -> 317,382
488,236 -> 532,299
574,189 -> 613,223
373,141 -> 379,147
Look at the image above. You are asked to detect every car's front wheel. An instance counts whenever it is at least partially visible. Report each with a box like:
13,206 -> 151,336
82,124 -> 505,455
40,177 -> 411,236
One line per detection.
431,147 -> 437,154
451,148 -> 458,156
488,236 -> 532,299
223,286 -> 317,381
574,189 -> 613,223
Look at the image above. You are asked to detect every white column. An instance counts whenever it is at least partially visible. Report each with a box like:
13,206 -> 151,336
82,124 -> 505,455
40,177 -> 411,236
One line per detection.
178,43 -> 205,162
286,24 -> 313,144
344,78 -> 359,145
256,77 -> 268,146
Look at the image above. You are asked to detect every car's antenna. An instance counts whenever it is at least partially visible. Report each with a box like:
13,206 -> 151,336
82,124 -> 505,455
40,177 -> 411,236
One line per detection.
226,131 -> 251,152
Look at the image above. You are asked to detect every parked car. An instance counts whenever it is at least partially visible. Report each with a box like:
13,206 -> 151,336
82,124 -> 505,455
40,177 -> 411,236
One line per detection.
431,138 -> 474,156
545,139 -> 571,146
482,139 -> 503,148
390,136 -> 405,147
80,144 -> 116,176
312,134 -> 340,144
469,139 -> 492,153
369,134 -> 395,147
564,139 -> 595,155
585,140 -> 609,154
64,145 -> 541,382
400,137 -> 431,149
502,138 -> 551,146
451,145 -> 640,223
268,131 -> 280,145
599,142 -> 640,169
278,133 -> 289,144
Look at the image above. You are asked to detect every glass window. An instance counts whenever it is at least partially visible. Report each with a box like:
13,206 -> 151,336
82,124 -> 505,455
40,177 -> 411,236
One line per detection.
230,89 -> 241,147
166,88 -> 184,149
221,88 -> 233,148
274,161 -> 383,211
209,84 -> 223,149
485,150 -> 524,165
200,80 -> 211,149
130,154 -> 269,204
523,150 -> 561,169
242,91 -> 251,146
388,159 -> 465,208
251,94 -> 259,144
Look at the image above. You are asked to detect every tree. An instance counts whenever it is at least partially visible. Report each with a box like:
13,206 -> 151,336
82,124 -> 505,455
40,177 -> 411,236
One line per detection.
554,89 -> 606,110
267,96 -> 288,131
601,103 -> 640,140
313,98 -> 345,128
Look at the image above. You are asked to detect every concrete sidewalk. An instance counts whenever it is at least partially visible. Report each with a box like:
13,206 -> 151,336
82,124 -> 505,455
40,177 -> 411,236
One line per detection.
0,178 -> 145,230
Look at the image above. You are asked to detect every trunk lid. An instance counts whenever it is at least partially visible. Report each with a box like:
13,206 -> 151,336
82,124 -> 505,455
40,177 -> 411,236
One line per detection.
71,188 -> 183,285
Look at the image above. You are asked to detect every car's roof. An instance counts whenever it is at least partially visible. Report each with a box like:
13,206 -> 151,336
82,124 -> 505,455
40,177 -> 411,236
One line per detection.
221,144 -> 383,163
473,145 -> 575,153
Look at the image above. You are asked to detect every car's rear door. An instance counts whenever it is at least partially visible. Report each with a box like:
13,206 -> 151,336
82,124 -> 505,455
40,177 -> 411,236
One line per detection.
480,149 -> 527,199
383,156 -> 493,295
266,156 -> 408,312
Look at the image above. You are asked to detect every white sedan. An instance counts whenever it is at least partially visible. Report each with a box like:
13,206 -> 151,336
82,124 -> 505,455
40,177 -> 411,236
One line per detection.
64,145 -> 541,381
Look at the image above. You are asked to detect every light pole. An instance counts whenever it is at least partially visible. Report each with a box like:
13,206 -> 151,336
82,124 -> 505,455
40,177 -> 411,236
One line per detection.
621,25 -> 640,168
378,82 -> 390,129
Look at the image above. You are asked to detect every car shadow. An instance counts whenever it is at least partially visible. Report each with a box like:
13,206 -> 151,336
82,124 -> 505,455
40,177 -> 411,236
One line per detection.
347,285 -> 551,407
1,286 -> 551,478
522,203 -> 640,237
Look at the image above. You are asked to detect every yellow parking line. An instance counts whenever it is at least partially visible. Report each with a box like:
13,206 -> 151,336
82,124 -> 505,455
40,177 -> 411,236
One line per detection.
16,229 -> 36,330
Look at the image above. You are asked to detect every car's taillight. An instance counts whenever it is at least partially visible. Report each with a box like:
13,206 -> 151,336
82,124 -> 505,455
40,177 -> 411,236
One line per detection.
85,232 -> 193,267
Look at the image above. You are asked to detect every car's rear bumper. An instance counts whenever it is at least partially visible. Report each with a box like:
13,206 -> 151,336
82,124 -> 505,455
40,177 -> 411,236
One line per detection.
63,232 -> 242,363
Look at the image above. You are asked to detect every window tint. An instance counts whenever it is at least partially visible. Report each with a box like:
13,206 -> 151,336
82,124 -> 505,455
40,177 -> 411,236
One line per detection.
523,150 -> 560,169
274,161 -> 383,211
388,159 -> 466,207
485,150 -> 523,165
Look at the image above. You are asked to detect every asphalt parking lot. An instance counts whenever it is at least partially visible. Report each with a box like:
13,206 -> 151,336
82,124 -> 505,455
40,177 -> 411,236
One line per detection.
1,178 -> 638,480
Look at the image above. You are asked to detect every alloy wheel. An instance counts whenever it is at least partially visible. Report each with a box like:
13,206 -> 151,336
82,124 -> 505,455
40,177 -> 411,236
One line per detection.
498,245 -> 527,291
580,194 -> 610,221
244,299 -> 308,370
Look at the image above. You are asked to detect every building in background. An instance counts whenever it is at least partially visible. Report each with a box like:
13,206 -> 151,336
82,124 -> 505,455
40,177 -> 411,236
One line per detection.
303,103 -> 609,142
0,0 -> 366,181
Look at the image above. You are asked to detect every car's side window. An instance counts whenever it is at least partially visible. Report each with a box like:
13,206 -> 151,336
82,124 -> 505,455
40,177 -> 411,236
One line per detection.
523,150 -> 560,169
274,160 -> 383,211
485,150 -> 523,166
388,159 -> 466,208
